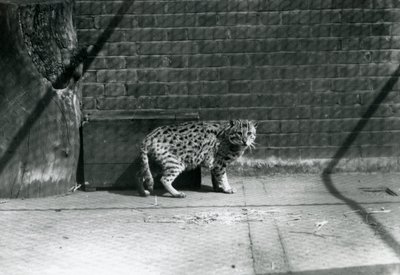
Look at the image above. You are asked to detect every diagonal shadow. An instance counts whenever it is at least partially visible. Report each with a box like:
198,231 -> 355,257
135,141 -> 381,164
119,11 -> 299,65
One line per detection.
0,0 -> 134,182
322,64 -> 400,257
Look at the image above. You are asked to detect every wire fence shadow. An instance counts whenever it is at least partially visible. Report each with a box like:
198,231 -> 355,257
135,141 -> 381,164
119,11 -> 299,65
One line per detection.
322,64 -> 400,257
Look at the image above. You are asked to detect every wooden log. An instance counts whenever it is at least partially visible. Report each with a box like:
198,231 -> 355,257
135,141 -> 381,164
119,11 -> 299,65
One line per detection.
0,0 -> 81,198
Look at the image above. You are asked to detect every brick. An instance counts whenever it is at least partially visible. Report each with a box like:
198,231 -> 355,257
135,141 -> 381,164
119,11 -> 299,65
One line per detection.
78,29 -> 125,44
267,0 -> 308,11
96,97 -> 138,110
281,11 -> 312,25
127,1 -> 167,14
167,29 -> 188,41
137,69 -> 197,82
156,15 -> 197,27
218,12 -> 259,26
93,43 -> 137,56
308,0 -> 333,9
126,83 -> 168,97
331,25 -> 371,37
188,55 -> 229,67
360,63 -> 399,76
363,10 -> 393,23
228,54 -> 250,66
197,14 -> 217,26
219,40 -> 260,53
138,42 -> 198,55
137,15 -> 156,27
126,56 -> 166,68
165,1 -> 189,13
197,41 -> 221,54
331,0 -> 372,9
97,69 -> 137,83
137,95 -> 200,109
82,97 -> 96,110
104,83 -> 126,97
81,83 -> 104,97
280,120 -> 300,133
85,57 -> 126,70
167,69 -> 198,82
249,80 -> 311,93
311,79 -> 332,91
169,56 -> 189,68
337,64 -> 360,77
300,38 -> 342,51
258,12 -> 281,25
187,82 -> 229,95
165,83 -> 189,95
228,81 -> 249,93
198,68 -> 219,81
76,16 -> 95,29
94,15 -> 137,29
124,29 -> 166,42
75,2 -> 102,15
187,27 -> 228,40
256,120 -> 280,134
311,25 -> 331,37
220,67 -> 259,80
328,51 -> 366,64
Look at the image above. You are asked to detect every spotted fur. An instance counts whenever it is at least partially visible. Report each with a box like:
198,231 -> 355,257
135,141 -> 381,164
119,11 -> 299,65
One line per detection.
137,120 -> 257,198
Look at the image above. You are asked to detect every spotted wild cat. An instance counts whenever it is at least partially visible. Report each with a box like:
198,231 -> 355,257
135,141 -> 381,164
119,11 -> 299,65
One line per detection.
137,120 -> 257,198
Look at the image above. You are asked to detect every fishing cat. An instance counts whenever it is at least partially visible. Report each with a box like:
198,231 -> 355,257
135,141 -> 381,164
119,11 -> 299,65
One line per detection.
137,120 -> 257,198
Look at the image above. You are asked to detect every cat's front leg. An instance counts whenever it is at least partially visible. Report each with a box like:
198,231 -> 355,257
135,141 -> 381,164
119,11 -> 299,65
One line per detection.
211,167 -> 236,194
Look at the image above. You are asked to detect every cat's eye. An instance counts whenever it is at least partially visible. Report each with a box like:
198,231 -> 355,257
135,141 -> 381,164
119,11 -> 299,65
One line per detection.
247,131 -> 253,135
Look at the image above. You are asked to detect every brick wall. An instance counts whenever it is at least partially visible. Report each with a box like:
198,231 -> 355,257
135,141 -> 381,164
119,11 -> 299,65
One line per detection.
76,0 -> 400,171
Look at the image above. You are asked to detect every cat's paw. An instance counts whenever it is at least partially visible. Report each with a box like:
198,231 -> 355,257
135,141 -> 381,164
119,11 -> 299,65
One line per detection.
139,190 -> 151,197
223,187 -> 236,194
173,192 -> 186,198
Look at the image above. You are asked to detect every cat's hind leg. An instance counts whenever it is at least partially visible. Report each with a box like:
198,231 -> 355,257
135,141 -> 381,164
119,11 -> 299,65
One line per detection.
158,155 -> 186,198
160,166 -> 186,198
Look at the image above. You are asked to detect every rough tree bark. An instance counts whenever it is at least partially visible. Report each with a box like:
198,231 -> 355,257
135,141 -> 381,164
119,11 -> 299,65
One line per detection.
0,0 -> 82,198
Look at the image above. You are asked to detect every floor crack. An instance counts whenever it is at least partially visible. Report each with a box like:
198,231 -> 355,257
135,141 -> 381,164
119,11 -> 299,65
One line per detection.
274,218 -> 291,272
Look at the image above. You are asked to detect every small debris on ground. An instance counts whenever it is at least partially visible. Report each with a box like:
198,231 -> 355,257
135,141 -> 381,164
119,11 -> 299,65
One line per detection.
0,200 -> 8,204
367,207 -> 391,214
343,209 -> 361,217
314,220 -> 328,233
68,184 -> 81,192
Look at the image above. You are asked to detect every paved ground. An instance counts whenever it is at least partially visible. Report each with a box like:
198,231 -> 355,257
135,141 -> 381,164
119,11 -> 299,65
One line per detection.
1,174 -> 400,275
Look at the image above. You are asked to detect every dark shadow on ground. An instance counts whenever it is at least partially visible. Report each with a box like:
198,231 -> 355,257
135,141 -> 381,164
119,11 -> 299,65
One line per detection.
321,64 -> 400,257
109,161 -> 202,197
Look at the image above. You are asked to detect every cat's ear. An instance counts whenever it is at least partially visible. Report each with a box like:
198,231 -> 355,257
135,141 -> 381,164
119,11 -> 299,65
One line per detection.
252,121 -> 258,128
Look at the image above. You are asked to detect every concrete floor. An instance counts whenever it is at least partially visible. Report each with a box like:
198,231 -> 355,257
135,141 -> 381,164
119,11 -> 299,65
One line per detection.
1,174 -> 400,275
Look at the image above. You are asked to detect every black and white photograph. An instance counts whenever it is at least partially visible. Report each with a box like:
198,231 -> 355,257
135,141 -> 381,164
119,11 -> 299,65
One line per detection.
1,0 -> 400,274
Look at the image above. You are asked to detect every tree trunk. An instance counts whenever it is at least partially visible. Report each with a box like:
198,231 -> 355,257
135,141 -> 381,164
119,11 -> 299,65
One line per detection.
0,0 -> 82,198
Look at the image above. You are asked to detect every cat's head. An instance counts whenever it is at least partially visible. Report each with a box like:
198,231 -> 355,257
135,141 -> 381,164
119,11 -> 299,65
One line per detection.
226,120 -> 257,147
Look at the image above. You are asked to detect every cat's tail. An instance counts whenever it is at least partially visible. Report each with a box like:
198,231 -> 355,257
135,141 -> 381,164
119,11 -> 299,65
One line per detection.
137,144 -> 153,196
